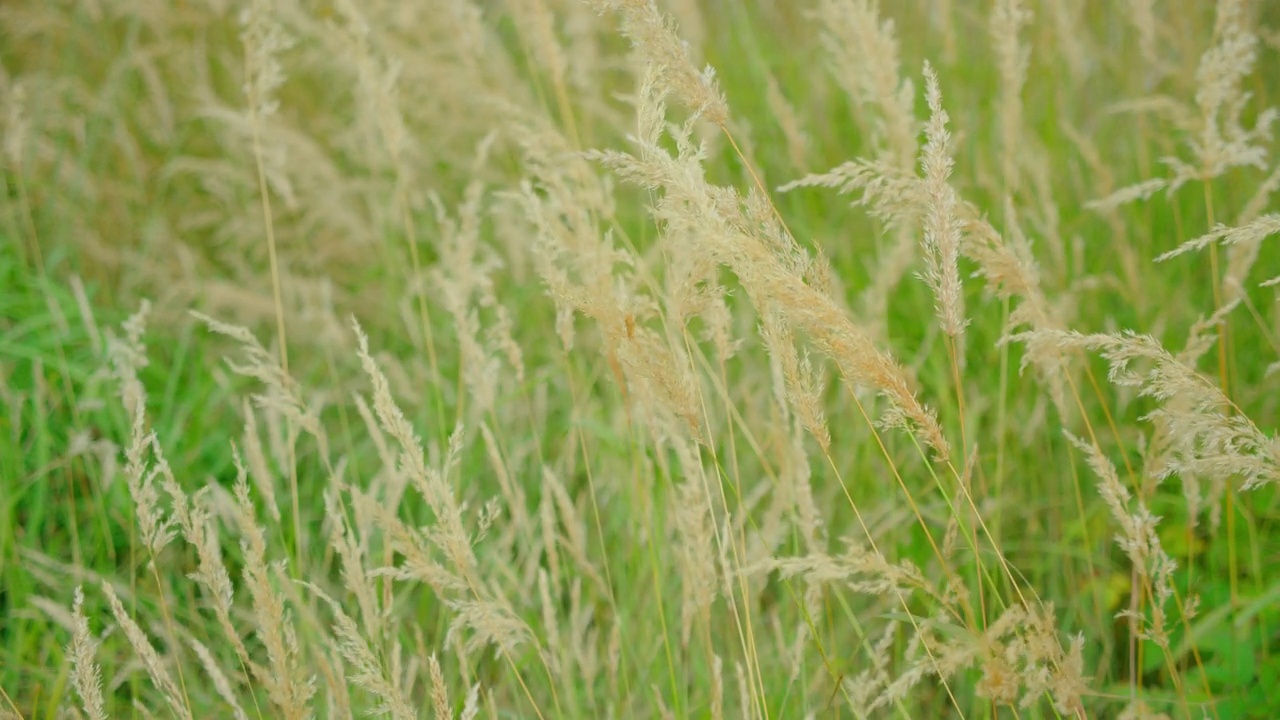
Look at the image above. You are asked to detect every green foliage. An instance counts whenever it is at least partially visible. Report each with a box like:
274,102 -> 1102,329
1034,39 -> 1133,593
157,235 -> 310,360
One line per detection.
2,0 -> 1279,718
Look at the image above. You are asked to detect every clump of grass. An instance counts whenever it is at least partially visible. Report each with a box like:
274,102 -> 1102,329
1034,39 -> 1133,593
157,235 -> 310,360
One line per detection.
3,0 -> 1279,718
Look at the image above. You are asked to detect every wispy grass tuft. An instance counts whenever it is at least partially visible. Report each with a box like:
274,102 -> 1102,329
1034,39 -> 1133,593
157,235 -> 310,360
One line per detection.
5,1 -> 1280,717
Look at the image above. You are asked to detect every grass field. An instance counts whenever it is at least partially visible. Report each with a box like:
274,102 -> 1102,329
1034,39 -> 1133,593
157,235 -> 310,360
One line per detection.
3,0 -> 1280,717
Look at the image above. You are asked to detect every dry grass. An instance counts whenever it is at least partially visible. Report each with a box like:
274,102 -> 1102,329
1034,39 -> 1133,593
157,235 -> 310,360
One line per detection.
2,0 -> 1279,718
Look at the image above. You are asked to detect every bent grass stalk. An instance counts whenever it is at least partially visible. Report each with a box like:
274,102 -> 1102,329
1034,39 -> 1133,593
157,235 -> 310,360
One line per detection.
706,52 -> 1059,712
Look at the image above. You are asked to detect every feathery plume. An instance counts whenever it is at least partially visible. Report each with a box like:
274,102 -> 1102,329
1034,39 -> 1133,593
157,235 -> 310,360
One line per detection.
1017,329 -> 1280,490
102,581 -> 193,720
67,587 -> 108,720
919,62 -> 967,337
591,0 -> 728,124
990,0 -> 1032,190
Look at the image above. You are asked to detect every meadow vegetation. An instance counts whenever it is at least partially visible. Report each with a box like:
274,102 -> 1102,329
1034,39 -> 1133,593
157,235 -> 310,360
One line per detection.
2,0 -> 1280,717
